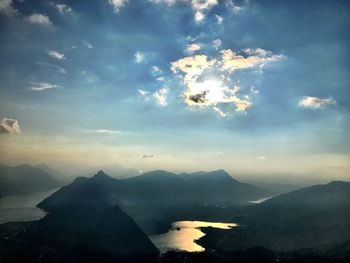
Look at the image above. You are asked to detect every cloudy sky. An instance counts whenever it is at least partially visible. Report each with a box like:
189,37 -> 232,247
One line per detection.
0,0 -> 349,183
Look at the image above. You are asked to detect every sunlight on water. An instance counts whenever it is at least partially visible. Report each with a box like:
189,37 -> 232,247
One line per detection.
248,196 -> 272,204
150,220 -> 237,253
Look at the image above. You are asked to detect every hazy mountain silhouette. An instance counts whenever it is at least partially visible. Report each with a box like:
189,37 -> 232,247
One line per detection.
198,180 -> 350,252
0,170 -> 159,263
34,163 -> 69,183
38,169 -> 270,233
0,164 -> 61,198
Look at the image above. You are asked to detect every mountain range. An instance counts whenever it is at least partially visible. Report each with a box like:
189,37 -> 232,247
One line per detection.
198,180 -> 350,252
0,164 -> 61,198
38,169 -> 271,234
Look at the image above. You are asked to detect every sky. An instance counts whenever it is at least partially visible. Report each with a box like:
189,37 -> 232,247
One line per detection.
0,0 -> 349,183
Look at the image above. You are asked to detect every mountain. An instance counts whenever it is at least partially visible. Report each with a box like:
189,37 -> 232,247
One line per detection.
34,163 -> 69,183
38,169 -> 270,234
251,182 -> 305,195
40,169 -> 270,210
181,169 -> 270,204
198,181 -> 350,252
0,171 -> 160,262
0,164 -> 61,197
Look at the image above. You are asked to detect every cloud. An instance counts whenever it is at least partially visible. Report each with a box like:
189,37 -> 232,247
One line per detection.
171,54 -> 216,83
0,118 -> 21,134
215,14 -> 223,24
26,13 -> 51,25
225,0 -> 244,14
94,129 -> 122,134
148,0 -> 176,6
186,43 -> 201,53
108,0 -> 128,13
221,48 -> 284,72
47,50 -> 65,60
212,38 -> 222,50
183,79 -> 251,112
138,89 -> 150,97
150,0 -> 218,22
35,62 -> 66,74
191,0 -> 218,22
139,87 -> 169,107
29,82 -> 59,91
170,47 -> 283,116
298,96 -> 336,109
134,51 -> 145,63
153,87 -> 169,106
56,4 -> 72,14
0,0 -> 17,16
151,66 -> 162,76
84,41 -> 93,49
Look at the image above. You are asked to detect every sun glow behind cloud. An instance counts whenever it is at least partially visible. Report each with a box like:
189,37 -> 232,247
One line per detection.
170,48 -> 284,116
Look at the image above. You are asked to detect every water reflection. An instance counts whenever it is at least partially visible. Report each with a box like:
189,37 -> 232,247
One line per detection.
248,196 -> 272,204
150,220 -> 237,253
0,188 -> 58,224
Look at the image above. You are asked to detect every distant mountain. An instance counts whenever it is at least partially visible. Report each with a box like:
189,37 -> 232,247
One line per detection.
251,182 -> 304,195
181,170 -> 270,204
34,163 -> 69,183
0,164 -> 61,197
38,169 -> 270,234
198,181 -> 350,252
39,169 -> 270,211
0,172 -> 160,262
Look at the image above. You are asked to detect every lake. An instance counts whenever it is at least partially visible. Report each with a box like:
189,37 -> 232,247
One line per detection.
0,188 -> 58,224
150,220 -> 237,253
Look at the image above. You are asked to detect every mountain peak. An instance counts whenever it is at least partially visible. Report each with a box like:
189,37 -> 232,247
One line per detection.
95,170 -> 107,177
92,170 -> 114,182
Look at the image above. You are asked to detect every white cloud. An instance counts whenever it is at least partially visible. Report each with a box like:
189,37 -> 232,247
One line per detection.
139,87 -> 169,107
191,0 -> 218,21
221,48 -> 284,72
148,0 -> 176,5
194,11 -> 204,22
27,13 -> 51,25
134,51 -> 145,63
29,82 -> 59,91
0,118 -> 21,134
215,14 -> 223,24
150,0 -> 218,21
108,0 -> 128,13
153,87 -> 169,106
56,4 -> 72,14
138,89 -> 150,97
226,0 -> 244,13
84,41 -> 93,49
0,0 -> 17,16
47,50 -> 65,60
171,54 -> 216,84
183,79 -> 251,112
186,43 -> 201,53
212,38 -> 222,50
171,47 -> 284,116
94,129 -> 122,134
151,66 -> 162,76
298,96 -> 336,109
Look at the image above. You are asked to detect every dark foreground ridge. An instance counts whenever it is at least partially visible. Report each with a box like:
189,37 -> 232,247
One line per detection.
0,171 -> 160,263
